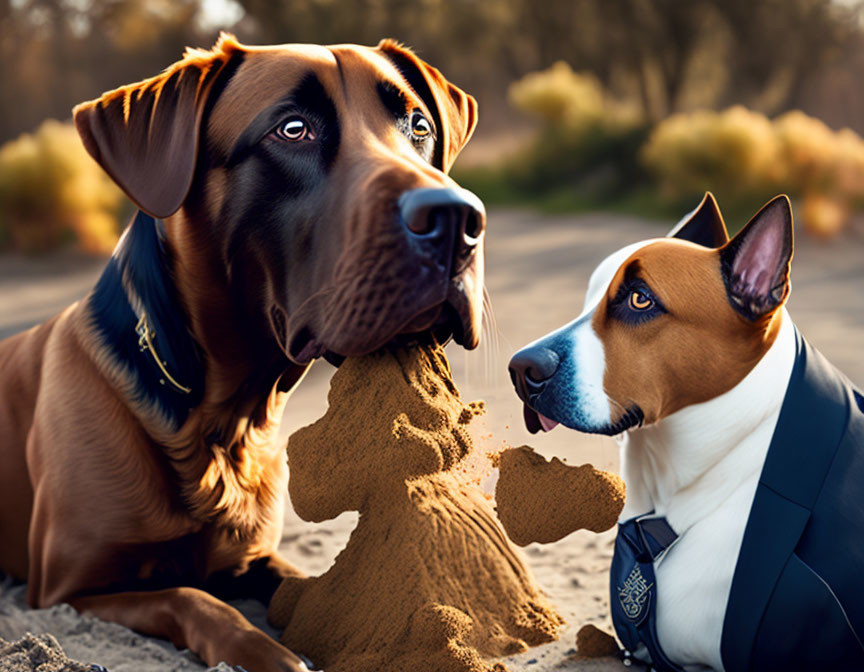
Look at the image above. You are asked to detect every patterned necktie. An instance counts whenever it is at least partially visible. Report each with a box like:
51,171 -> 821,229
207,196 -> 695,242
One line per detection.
610,514 -> 685,672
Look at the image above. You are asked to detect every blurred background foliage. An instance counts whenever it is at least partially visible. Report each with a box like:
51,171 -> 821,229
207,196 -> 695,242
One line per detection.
0,120 -> 125,253
2,0 -> 864,252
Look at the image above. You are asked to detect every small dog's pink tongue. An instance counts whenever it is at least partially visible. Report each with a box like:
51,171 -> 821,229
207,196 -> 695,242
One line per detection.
538,413 -> 559,432
523,404 -> 560,434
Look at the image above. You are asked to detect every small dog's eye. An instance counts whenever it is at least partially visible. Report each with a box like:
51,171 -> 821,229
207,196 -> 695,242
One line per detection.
276,117 -> 314,142
411,112 -> 432,139
629,290 -> 653,311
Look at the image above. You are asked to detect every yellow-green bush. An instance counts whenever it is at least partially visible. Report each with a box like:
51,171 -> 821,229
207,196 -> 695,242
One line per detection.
499,63 -> 648,199
641,106 -> 780,202
469,61 -> 864,235
773,111 -> 864,203
642,106 -> 864,232
0,120 -> 124,254
773,110 -> 838,194
832,128 -> 864,202
509,62 -> 605,130
509,61 -> 642,138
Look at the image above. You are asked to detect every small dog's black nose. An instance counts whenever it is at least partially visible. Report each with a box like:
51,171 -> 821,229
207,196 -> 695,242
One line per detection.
509,346 -> 560,401
399,187 -> 486,273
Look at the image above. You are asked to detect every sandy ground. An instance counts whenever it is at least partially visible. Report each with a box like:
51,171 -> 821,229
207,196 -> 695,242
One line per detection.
1,208 -> 862,671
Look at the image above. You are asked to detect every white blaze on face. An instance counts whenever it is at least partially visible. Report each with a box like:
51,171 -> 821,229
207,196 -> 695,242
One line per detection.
566,240 -> 663,430
569,318 -> 610,428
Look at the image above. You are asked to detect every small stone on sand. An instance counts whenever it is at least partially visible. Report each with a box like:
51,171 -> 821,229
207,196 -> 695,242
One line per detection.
576,624 -> 620,658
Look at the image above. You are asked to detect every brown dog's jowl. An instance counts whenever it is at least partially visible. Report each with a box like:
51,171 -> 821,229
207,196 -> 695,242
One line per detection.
0,33 -> 483,672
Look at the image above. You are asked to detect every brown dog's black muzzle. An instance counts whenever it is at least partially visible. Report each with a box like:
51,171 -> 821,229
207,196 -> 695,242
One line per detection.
398,187 -> 486,276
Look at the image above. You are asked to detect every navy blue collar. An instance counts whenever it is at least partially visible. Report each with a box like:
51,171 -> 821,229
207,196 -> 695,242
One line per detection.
721,328 -> 851,671
88,210 -> 205,431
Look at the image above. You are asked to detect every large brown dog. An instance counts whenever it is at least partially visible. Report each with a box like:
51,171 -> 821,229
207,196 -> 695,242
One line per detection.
0,34 -> 484,671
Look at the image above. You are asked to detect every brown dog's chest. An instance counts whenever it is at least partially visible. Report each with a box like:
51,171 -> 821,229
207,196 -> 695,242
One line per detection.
85,457 -> 287,595
145,436 -> 289,575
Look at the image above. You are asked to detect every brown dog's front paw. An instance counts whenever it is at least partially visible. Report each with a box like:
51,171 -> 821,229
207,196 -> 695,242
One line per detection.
233,661 -> 311,672
218,629 -> 311,672
265,554 -> 306,581
206,555 -> 307,604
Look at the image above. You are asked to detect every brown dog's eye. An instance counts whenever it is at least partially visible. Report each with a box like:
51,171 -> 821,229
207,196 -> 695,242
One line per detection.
411,112 -> 432,139
629,290 -> 653,310
276,117 -> 314,142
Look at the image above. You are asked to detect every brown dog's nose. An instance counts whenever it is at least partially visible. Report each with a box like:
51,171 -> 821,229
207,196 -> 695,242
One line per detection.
399,187 -> 486,273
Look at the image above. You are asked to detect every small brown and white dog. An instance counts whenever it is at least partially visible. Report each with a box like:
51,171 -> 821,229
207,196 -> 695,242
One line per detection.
509,194 -> 864,671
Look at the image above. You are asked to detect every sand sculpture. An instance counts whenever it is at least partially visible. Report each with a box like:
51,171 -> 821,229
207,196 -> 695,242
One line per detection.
269,343 -> 563,672
494,446 -> 625,546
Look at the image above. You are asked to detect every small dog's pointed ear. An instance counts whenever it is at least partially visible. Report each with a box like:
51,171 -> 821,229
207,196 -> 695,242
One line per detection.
73,33 -> 243,218
721,195 -> 794,321
378,39 -> 478,173
668,192 -> 728,248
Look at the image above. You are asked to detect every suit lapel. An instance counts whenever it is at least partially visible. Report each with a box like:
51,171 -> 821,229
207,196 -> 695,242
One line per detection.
721,328 -> 850,671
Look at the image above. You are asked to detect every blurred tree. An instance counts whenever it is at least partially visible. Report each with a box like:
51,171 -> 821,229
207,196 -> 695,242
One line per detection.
0,0 -> 209,142
711,0 -> 862,113
2,0 -> 864,144
592,0 -> 715,121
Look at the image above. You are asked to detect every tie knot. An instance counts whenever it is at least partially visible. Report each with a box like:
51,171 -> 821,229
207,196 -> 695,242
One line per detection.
618,516 -> 678,563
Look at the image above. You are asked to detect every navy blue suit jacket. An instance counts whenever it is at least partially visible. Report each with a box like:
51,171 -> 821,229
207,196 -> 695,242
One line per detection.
721,329 -> 864,671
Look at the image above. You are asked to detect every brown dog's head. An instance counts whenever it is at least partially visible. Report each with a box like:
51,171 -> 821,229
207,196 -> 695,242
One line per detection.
509,193 -> 794,435
73,34 -> 483,366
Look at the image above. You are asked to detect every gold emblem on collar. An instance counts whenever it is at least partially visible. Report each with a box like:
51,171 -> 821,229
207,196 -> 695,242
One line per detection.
135,312 -> 193,394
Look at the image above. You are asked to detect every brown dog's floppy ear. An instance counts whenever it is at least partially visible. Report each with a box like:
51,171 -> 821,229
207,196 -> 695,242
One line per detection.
378,39 -> 478,173
73,33 -> 244,218
721,195 -> 794,322
668,192 -> 729,248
